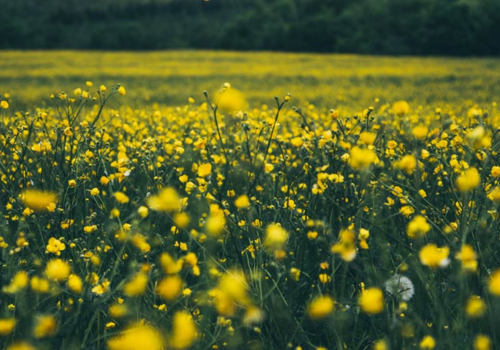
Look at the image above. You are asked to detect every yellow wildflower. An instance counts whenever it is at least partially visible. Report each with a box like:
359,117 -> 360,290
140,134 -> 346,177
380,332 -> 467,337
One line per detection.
308,295 -> 335,320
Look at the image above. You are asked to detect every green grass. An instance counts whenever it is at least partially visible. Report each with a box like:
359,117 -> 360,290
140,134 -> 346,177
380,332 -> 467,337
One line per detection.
1,51 -> 499,111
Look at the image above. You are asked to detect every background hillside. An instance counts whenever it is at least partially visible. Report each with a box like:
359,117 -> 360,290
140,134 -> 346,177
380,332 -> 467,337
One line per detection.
1,0 -> 499,55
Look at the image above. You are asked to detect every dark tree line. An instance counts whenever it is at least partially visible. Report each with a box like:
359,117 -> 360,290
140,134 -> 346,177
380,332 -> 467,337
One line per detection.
0,0 -> 499,55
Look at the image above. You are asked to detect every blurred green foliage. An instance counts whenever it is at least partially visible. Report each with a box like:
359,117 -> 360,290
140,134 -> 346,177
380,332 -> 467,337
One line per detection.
0,0 -> 499,55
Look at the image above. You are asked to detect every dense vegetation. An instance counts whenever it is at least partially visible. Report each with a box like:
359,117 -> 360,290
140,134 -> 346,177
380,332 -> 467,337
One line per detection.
0,52 -> 500,349
1,0 -> 499,55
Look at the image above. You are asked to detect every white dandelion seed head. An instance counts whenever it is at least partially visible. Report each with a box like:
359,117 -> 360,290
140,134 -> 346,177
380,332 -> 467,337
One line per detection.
384,274 -> 415,301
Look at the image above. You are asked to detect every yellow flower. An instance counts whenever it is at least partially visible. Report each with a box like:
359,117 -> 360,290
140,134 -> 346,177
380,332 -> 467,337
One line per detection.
289,267 -> 301,282
412,125 -> 428,139
331,229 -> 357,262
205,209 -> 226,236
465,295 -> 486,318
45,259 -> 71,281
395,154 -> 417,174
92,279 -> 110,295
3,271 -> 29,294
419,244 -> 450,269
399,205 -> 415,217
131,234 -> 151,253
308,295 -> 335,320
264,223 -> 288,251
30,276 -> 50,293
6,342 -> 36,350
174,212 -> 190,228
455,245 -> 477,272
159,253 -> 183,275
491,166 -> 500,178
487,187 -> 500,203
0,318 -> 16,335
67,274 -> 83,294
488,269 -> 500,296
218,88 -> 247,113
147,187 -> 182,212
210,269 -> 250,316
138,205 -> 149,218
20,189 -> 58,212
46,237 -> 66,256
359,228 -> 370,249
123,273 -> 149,297
456,167 -> 481,192
197,163 -> 212,178
373,339 -> 389,350
156,275 -> 182,301
108,323 -> 164,350
114,191 -> 130,204
407,215 -> 431,239
234,194 -> 250,209
109,303 -> 129,319
419,335 -> 435,349
359,132 -> 377,145
118,86 -> 126,96
100,176 -> 110,185
359,287 -> 385,315
474,335 -> 492,350
392,100 -> 410,115
170,311 -> 197,349
290,136 -> 304,148
90,188 -> 100,196
0,100 -> 9,109
349,146 -> 379,170
33,315 -> 57,338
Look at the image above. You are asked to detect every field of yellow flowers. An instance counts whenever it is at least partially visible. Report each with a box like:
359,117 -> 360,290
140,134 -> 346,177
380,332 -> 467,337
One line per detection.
1,51 -> 500,350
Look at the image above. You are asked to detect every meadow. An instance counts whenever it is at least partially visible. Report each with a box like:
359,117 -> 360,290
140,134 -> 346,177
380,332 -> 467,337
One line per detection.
0,51 -> 500,350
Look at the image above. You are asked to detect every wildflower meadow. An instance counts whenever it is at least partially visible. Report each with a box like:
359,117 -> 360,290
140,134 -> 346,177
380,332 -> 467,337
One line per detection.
1,51 -> 500,350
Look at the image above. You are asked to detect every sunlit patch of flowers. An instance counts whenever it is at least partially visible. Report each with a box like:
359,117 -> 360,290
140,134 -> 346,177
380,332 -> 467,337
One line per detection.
0,80 -> 499,350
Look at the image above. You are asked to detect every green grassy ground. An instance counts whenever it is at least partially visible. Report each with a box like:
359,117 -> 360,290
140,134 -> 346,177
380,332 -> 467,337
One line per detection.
1,51 -> 499,112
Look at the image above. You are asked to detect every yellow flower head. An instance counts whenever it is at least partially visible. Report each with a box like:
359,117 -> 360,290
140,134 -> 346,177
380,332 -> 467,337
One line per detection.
0,318 -> 16,335
67,274 -> 83,294
114,191 -> 130,204
412,125 -> 428,140
419,244 -> 450,269
170,311 -> 197,349
407,215 -> 431,239
349,146 -> 379,170
359,287 -> 385,315
20,189 -> 58,212
108,323 -> 164,350
308,295 -> 335,320
156,275 -> 183,301
392,100 -> 410,115
234,194 -> 251,209
264,223 -> 289,250
33,315 -> 57,338
456,167 -> 481,192
147,187 -> 182,212
419,335 -> 436,349
124,273 -> 149,297
331,229 -> 357,262
465,295 -> 486,318
395,154 -> 417,175
218,88 -> 247,113
488,269 -> 500,296
45,259 -> 71,281
3,271 -> 29,294
197,163 -> 212,178
474,335 -> 492,350
455,245 -> 478,272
